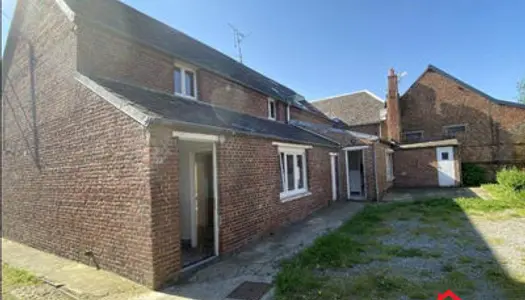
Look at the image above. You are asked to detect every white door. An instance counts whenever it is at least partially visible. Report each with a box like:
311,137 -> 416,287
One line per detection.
330,154 -> 338,201
436,147 -> 456,186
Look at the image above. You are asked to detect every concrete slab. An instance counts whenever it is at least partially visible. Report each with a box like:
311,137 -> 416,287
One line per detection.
132,200 -> 364,300
2,200 -> 363,300
2,239 -> 149,299
382,187 -> 492,202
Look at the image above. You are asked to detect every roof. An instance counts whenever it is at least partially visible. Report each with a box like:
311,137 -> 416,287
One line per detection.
311,90 -> 385,126
409,65 -> 525,109
63,0 -> 304,105
398,139 -> 459,150
76,73 -> 338,148
290,120 -> 379,147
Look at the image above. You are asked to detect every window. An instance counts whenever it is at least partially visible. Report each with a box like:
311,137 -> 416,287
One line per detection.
444,124 -> 466,138
285,104 -> 290,123
403,131 -> 423,142
275,143 -> 310,200
174,65 -> 196,98
441,152 -> 449,160
268,98 -> 276,120
385,150 -> 394,181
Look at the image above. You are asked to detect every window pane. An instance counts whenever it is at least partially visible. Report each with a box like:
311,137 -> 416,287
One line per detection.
445,125 -> 465,138
297,154 -> 304,189
286,154 -> 294,191
441,152 -> 449,160
174,67 -> 182,94
404,132 -> 423,142
279,153 -> 285,192
184,70 -> 195,97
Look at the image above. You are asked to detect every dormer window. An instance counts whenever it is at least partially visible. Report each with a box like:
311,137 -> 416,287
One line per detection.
285,104 -> 290,123
268,98 -> 276,120
174,65 -> 196,99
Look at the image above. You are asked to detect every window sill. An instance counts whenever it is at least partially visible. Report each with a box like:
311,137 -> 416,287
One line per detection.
280,191 -> 312,203
174,92 -> 197,101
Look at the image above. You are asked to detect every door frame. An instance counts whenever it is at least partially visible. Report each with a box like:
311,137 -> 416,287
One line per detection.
344,146 -> 368,200
436,146 -> 456,187
330,152 -> 338,201
173,131 -> 220,257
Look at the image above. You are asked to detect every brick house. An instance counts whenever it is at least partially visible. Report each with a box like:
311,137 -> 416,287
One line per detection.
311,90 -> 387,137
2,0 -> 393,288
387,65 -> 525,185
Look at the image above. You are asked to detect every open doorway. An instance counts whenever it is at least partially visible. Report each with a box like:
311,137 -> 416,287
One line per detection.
179,140 -> 216,267
346,149 -> 366,200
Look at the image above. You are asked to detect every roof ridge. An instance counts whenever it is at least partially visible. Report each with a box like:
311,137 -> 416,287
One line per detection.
310,90 -> 384,103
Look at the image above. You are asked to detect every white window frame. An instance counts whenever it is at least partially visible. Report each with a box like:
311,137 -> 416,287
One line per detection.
285,104 -> 291,123
273,142 -> 310,200
174,64 -> 197,99
268,98 -> 276,120
403,130 -> 424,142
385,149 -> 394,181
443,124 -> 467,138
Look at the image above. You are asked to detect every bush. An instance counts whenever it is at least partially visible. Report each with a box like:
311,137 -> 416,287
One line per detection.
496,167 -> 525,191
461,163 -> 487,186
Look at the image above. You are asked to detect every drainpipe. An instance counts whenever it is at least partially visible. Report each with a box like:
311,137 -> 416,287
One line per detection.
373,143 -> 380,202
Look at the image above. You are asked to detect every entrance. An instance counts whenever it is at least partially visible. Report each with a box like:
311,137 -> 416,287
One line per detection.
436,146 -> 456,186
346,149 -> 366,200
330,153 -> 339,201
178,139 -> 217,267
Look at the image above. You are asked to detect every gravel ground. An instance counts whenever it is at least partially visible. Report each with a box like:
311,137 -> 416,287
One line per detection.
8,284 -> 74,300
316,213 -> 525,299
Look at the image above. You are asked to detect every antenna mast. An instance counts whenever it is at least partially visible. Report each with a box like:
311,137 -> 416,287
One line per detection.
229,23 -> 248,63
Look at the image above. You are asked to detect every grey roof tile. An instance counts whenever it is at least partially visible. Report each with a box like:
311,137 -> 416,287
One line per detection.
311,91 -> 384,126
89,76 -> 338,147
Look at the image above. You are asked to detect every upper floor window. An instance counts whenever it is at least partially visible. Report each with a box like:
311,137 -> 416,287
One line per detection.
443,124 -> 466,138
268,98 -> 276,120
285,104 -> 290,123
174,65 -> 196,99
403,130 -> 423,142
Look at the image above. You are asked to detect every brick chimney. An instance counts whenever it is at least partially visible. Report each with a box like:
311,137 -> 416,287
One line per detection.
386,68 -> 401,142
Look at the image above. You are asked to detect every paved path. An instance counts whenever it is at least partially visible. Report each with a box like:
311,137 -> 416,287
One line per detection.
134,200 -> 364,300
3,200 -> 364,300
382,187 -> 491,202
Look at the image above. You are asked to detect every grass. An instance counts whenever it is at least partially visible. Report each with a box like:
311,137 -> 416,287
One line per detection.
2,263 -> 40,300
275,184 -> 525,300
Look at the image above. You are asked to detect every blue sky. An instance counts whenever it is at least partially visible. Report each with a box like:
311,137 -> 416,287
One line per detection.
2,0 -> 524,102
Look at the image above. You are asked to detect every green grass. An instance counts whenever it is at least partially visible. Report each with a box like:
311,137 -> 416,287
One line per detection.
275,184 -> 525,300
2,264 -> 40,300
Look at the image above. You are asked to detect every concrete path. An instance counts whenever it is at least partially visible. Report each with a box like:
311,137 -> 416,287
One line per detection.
382,187 -> 492,202
2,200 -> 364,300
2,239 -> 149,300
134,200 -> 364,300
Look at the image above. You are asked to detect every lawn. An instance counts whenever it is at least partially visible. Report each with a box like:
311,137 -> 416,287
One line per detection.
275,184 -> 525,300
2,263 -> 41,300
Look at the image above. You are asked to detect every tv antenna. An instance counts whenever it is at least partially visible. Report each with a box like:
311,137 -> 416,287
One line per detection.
229,23 -> 249,63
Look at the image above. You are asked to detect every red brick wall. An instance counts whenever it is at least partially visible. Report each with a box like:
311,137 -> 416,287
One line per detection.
393,146 -> 461,188
217,135 -> 333,253
400,70 -> 525,165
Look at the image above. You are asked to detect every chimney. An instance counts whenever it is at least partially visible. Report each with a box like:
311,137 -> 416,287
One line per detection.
386,68 -> 401,142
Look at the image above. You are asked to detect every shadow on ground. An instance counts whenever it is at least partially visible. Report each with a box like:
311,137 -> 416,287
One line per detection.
274,192 -> 525,300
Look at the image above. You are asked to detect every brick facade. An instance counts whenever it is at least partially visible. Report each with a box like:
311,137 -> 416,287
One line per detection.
393,146 -> 461,188
399,68 -> 525,178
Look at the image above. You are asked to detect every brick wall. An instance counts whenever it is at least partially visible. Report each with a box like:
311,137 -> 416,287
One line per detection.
393,146 -> 461,188
348,123 -> 380,136
217,135 -> 333,253
400,69 -> 525,166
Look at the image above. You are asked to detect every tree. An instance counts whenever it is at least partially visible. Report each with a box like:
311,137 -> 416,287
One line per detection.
518,78 -> 525,104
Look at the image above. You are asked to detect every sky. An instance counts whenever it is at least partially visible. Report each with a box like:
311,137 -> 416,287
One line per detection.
2,0 -> 524,102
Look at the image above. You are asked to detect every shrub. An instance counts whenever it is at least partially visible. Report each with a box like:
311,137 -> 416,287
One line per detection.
496,167 -> 525,191
461,163 -> 487,186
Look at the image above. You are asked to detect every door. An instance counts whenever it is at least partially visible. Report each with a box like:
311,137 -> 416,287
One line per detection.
436,147 -> 456,186
348,151 -> 363,196
330,154 -> 339,201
